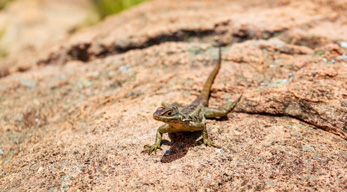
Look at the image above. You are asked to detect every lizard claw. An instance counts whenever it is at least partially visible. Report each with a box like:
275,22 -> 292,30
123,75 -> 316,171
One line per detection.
142,144 -> 162,154
204,139 -> 221,148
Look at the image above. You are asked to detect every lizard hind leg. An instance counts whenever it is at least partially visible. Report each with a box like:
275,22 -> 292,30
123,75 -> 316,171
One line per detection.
204,94 -> 242,118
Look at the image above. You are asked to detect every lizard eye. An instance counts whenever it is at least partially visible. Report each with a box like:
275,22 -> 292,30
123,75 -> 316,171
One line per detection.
166,111 -> 173,116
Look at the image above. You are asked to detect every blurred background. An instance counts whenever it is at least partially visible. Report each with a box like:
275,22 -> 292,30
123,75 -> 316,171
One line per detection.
0,0 -> 147,61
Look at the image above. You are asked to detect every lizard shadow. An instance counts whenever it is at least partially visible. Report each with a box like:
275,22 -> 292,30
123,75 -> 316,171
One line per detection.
160,131 -> 203,163
160,117 -> 229,163
213,116 -> 229,121
159,116 -> 230,163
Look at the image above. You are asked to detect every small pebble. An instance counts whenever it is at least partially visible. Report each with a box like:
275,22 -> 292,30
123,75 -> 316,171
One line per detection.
275,59 -> 282,64
338,54 -> 347,60
303,145 -> 315,152
92,71 -> 99,77
60,73 -> 67,80
20,78 -> 36,88
35,118 -> 40,125
37,167 -> 44,173
118,64 -> 132,74
108,71 -> 114,77
340,41 -> 347,48
215,149 -> 223,153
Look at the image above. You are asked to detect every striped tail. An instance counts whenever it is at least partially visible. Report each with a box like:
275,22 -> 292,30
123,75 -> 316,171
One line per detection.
195,46 -> 221,106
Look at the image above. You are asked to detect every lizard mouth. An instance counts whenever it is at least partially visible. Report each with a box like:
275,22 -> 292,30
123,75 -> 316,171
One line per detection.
153,115 -> 179,123
153,115 -> 161,121
153,114 -> 165,121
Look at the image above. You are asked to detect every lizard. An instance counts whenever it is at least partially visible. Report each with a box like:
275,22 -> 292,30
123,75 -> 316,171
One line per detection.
143,47 -> 242,154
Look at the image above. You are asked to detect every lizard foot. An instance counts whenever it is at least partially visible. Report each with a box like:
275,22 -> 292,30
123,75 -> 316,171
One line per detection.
204,139 -> 221,148
142,144 -> 162,154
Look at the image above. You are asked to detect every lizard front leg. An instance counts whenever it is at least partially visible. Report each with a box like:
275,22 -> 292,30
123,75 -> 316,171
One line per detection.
204,95 -> 242,118
202,126 -> 220,148
143,124 -> 172,154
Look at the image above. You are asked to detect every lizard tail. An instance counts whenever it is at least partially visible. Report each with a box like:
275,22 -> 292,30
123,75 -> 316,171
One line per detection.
195,46 -> 222,106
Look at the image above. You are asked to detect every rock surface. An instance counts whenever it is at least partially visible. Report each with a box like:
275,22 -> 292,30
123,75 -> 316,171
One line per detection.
1,0 -> 347,191
0,0 -> 98,73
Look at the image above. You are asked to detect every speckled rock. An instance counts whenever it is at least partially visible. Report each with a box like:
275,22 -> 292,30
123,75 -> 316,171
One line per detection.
0,0 -> 347,191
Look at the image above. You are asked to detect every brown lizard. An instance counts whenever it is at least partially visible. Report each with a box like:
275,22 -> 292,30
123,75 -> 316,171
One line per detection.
143,47 -> 242,154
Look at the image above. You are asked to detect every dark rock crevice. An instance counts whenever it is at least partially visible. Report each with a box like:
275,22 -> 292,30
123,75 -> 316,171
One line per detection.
37,19 -> 293,66
235,96 -> 347,140
37,29 -> 216,66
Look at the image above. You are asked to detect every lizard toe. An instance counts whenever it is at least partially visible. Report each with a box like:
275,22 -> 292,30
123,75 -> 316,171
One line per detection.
142,144 -> 162,154
204,139 -> 221,148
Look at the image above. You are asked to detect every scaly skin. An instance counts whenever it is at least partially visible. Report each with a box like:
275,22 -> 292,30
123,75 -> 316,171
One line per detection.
143,47 -> 242,154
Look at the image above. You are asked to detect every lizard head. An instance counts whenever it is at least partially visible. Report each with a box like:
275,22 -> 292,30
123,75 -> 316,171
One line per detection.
153,106 -> 180,123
